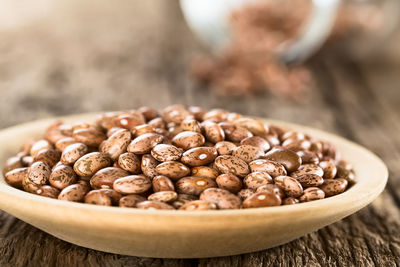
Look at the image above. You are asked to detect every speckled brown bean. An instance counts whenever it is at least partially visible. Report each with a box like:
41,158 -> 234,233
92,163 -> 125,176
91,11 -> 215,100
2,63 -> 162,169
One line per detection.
215,141 -> 236,155
216,174 -> 243,193
118,152 -> 141,174
296,151 -> 319,165
243,172 -> 273,190
320,178 -> 348,197
90,167 -> 130,189
119,194 -> 146,208
73,152 -> 111,177
148,191 -> 178,203
84,190 -> 112,206
33,149 -> 61,167
264,148 -> 302,172
291,164 -> 324,178
49,164 -> 77,190
30,140 -> 53,157
55,137 -> 77,152
113,175 -> 152,194
27,161 -> 51,187
99,189 -> 122,205
235,117 -> 268,136
299,187 -> 325,202
202,121 -> 225,143
181,147 -> 218,167
137,201 -> 175,210
176,177 -> 217,195
220,123 -> 253,143
256,184 -> 286,199
107,127 -> 124,138
152,175 -> 175,192
296,174 -> 324,188
72,128 -> 106,147
274,176 -> 303,197
171,194 -> 198,209
61,143 -> 88,165
37,185 -> 60,198
141,154 -> 159,178
179,200 -> 217,211
58,184 -> 89,202
214,155 -> 250,178
5,167 -> 28,188
127,133 -> 164,154
242,192 -> 282,208
240,136 -> 270,152
232,145 -> 264,163
248,159 -> 287,178
155,161 -> 191,180
151,144 -> 183,162
112,113 -> 145,131
237,188 -> 255,200
200,188 -> 241,209
336,166 -> 356,184
2,156 -> 23,175
100,129 -> 131,160
319,161 -> 337,179
283,197 -> 299,205
181,118 -> 201,133
171,131 -> 205,150
162,105 -> 190,124
191,166 -> 219,179
148,117 -> 166,129
133,124 -> 156,138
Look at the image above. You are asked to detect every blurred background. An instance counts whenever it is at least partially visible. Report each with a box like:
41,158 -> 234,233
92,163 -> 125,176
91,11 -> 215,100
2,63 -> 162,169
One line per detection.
0,0 -> 399,129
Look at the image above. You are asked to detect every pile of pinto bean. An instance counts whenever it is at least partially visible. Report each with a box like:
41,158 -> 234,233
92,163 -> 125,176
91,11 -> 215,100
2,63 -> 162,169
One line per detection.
3,106 -> 355,210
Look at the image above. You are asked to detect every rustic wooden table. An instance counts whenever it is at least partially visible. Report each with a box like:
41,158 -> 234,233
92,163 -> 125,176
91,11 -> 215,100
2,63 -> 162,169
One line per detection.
0,1 -> 399,266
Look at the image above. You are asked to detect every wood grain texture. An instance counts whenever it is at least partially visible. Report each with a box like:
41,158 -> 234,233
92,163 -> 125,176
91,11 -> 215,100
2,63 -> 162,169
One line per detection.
0,1 -> 399,266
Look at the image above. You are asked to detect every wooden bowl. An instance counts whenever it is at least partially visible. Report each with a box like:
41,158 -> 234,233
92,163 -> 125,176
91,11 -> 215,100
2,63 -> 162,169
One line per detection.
0,113 -> 388,258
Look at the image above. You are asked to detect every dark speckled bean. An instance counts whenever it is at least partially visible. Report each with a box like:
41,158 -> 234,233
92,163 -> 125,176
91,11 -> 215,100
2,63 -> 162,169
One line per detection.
155,161 -> 191,180
73,152 -> 111,177
118,152 -> 141,174
37,185 -> 60,199
27,161 -> 51,187
320,178 -> 348,197
296,174 -> 324,188
55,137 -> 77,152
214,155 -> 250,178
5,167 -> 28,188
240,136 -> 270,152
172,131 -> 205,150
84,190 -> 112,206
191,166 -> 219,179
202,121 -> 225,143
283,197 -> 300,205
215,141 -> 237,155
49,164 -> 77,190
216,174 -> 243,193
33,149 -> 61,168
113,175 -> 152,194
299,187 -> 325,202
73,128 -> 106,147
61,143 -> 88,165
319,161 -> 337,179
141,154 -> 159,178
274,176 -> 303,197
148,191 -> 178,202
90,167 -> 130,189
151,144 -> 183,162
176,177 -> 217,195
237,188 -> 255,200
244,172 -> 273,190
256,184 -> 286,199
249,159 -> 287,177
152,175 -> 175,192
171,194 -> 198,209
291,164 -> 324,178
119,194 -> 146,208
232,145 -> 264,163
128,133 -> 164,154
200,188 -> 241,209
100,129 -> 131,160
58,183 -> 89,202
